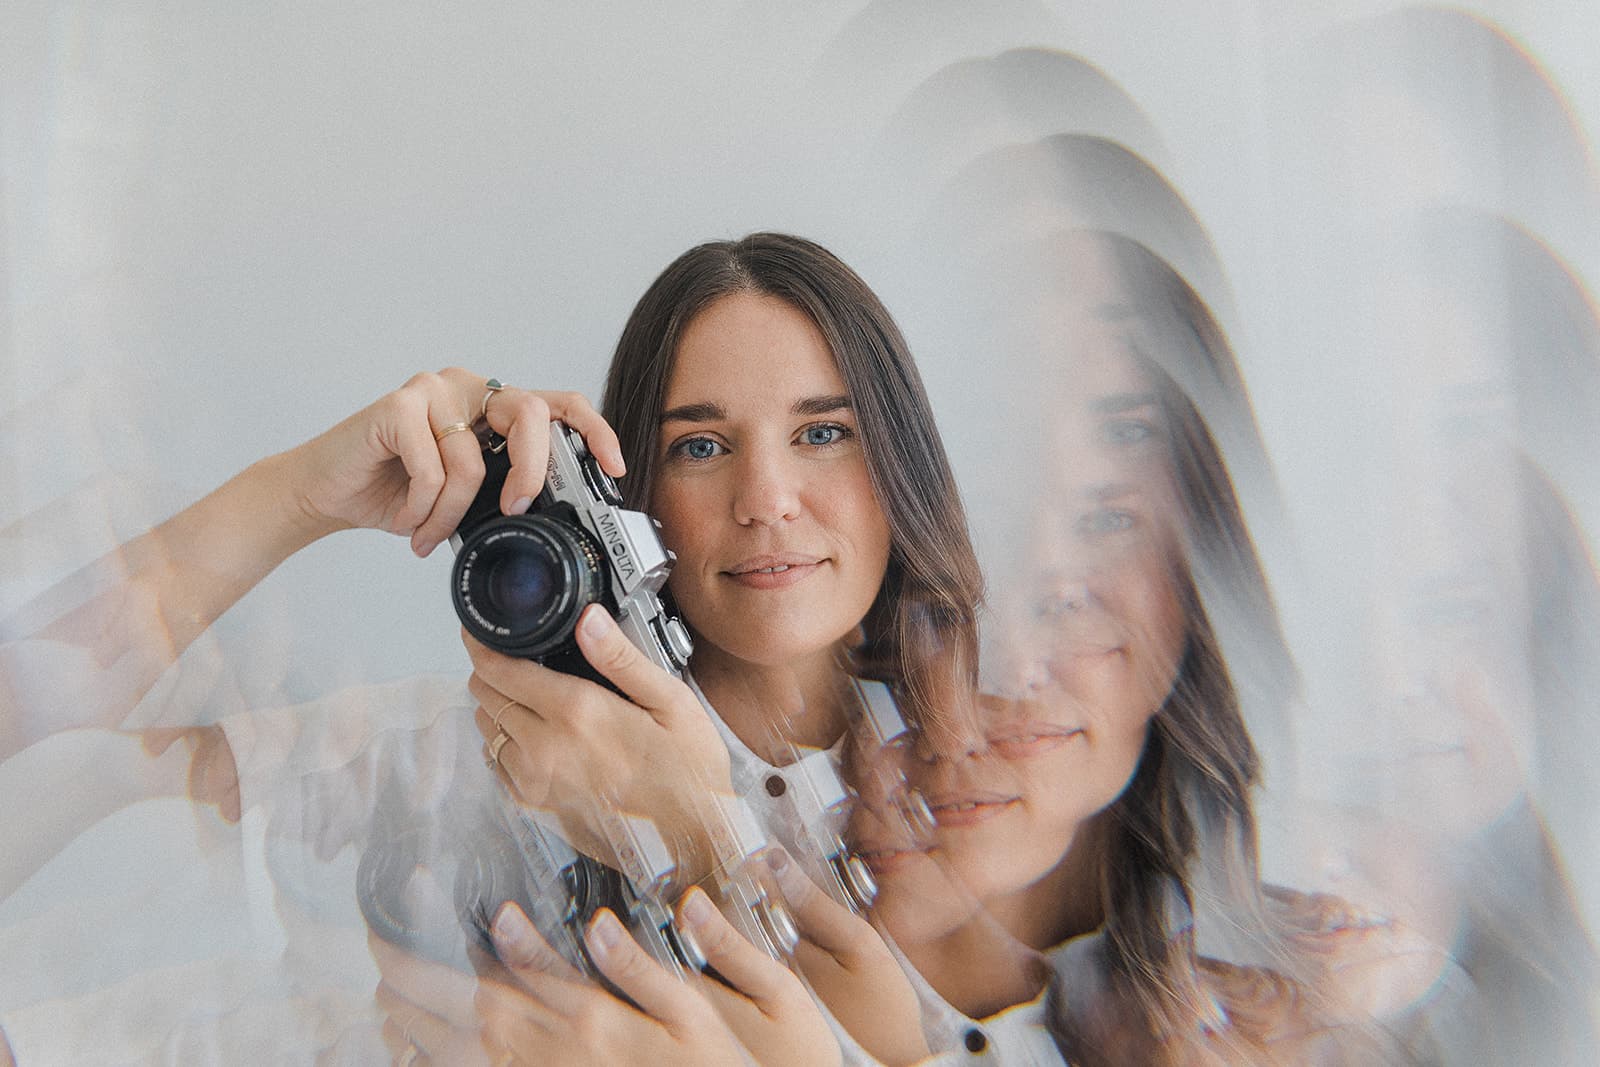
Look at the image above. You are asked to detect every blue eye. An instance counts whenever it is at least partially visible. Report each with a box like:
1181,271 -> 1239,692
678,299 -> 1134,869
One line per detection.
1102,419 -> 1155,445
1079,509 -> 1135,537
672,436 -> 725,461
800,423 -> 852,447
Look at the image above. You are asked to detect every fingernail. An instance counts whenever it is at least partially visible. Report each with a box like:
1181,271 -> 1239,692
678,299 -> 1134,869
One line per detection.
580,605 -> 612,640
509,496 -> 533,515
492,901 -> 531,955
586,909 -> 623,961
766,848 -> 806,896
680,888 -> 714,929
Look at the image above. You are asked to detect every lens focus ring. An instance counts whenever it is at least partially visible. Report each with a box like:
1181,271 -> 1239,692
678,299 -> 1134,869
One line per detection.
452,512 -> 607,659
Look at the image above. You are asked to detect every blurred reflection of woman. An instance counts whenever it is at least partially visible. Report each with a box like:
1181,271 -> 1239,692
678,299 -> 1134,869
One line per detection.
844,230 -> 1421,1066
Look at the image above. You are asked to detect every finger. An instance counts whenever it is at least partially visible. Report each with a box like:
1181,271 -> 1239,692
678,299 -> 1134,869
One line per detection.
411,416 -> 488,556
388,389 -> 448,543
469,687 -> 553,808
490,901 -> 583,982
483,389 -> 552,514
376,982 -> 466,1061
467,675 -> 544,726
571,606 -> 692,719
463,631 -> 625,725
527,390 -> 626,479
764,848 -> 876,961
582,908 -> 705,1030
368,931 -> 481,1030
675,887 -> 798,1007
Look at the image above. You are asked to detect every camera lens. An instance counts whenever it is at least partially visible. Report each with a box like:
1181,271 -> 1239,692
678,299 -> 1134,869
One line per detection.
483,551 -> 559,620
452,512 -> 606,659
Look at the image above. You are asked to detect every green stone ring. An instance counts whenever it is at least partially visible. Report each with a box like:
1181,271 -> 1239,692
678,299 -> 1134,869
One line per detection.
480,377 -> 507,423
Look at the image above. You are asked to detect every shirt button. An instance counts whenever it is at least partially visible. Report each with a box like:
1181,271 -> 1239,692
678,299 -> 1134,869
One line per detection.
963,1028 -> 988,1053
764,774 -> 787,797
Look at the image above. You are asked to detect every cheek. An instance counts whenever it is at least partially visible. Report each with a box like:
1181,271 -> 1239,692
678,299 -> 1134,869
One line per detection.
651,480 -> 711,563
824,464 -> 891,552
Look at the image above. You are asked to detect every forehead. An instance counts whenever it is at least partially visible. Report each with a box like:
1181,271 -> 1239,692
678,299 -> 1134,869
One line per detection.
666,291 -> 845,404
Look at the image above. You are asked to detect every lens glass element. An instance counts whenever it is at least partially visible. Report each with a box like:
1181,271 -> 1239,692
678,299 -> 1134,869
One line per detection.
484,549 -> 560,621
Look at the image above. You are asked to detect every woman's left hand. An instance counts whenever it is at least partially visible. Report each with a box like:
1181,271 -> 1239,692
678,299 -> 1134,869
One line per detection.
372,890 -> 842,1067
465,604 -> 733,882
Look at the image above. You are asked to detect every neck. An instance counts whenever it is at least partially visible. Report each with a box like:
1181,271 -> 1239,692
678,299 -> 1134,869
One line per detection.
691,642 -> 851,764
898,912 -> 1050,1019
985,812 -> 1112,951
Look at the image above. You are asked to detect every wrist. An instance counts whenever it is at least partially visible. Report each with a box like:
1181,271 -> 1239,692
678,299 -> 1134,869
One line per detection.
249,446 -> 350,551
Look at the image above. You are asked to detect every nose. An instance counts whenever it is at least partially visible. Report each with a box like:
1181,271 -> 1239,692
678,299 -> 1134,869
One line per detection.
731,445 -> 803,526
910,704 -> 988,765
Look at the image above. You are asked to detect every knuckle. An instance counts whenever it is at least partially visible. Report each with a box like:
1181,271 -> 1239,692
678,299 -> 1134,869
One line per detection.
519,394 -> 551,424
595,633 -> 637,674
406,370 -> 446,395
452,448 -> 487,481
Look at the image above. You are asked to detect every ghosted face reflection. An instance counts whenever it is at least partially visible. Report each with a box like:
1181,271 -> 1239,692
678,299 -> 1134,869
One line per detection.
853,271 -> 1192,928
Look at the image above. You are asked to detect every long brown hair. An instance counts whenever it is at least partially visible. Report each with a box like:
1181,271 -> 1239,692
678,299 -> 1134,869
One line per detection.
599,232 -> 984,709
1016,231 -> 1299,1063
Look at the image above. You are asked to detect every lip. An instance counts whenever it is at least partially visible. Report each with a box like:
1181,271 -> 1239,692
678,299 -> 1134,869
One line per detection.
853,845 -> 928,875
722,554 -> 827,590
923,791 -> 1020,828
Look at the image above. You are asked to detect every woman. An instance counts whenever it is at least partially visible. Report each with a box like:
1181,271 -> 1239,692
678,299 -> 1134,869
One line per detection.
426,232 -> 983,1064
839,230 -> 1426,1066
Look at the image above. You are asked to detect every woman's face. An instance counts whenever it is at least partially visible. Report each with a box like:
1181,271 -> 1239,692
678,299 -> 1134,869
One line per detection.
858,322 -> 1190,922
649,291 -> 893,670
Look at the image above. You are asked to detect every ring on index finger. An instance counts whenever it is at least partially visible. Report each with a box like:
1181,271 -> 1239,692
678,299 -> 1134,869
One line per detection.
480,378 -> 507,424
485,728 -> 511,770
493,698 -> 518,731
433,421 -> 473,442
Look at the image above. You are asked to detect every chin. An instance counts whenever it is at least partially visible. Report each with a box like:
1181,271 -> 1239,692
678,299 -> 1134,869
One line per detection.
710,616 -> 862,668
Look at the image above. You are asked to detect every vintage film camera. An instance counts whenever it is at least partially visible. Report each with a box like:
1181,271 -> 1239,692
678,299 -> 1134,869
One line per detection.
449,421 -> 694,680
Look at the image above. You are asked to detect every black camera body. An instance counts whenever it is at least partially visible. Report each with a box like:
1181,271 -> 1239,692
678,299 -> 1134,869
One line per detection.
449,422 -> 693,682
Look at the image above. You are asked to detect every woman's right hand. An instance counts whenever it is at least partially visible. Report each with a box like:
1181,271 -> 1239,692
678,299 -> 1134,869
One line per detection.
764,849 -> 930,1066
371,890 -> 843,1067
284,369 -> 625,557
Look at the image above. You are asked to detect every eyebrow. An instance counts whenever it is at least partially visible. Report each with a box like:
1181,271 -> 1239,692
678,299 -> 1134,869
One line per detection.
1090,391 -> 1158,414
792,393 -> 852,417
659,394 -> 853,424
660,401 -> 726,424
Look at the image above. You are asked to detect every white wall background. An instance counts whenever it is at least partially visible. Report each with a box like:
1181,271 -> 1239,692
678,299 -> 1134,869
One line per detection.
5,0 -> 1600,956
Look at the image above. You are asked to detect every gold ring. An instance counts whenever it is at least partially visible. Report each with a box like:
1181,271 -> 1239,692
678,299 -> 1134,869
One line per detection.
480,378 -> 506,423
485,728 -> 511,769
397,1044 -> 420,1067
433,421 -> 473,442
493,698 -> 518,730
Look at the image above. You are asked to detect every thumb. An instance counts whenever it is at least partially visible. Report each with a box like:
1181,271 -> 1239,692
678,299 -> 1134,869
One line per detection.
573,606 -> 691,721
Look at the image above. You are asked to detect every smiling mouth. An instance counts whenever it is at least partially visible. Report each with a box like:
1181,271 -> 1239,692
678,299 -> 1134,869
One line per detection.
723,557 -> 826,588
926,796 -> 1019,828
855,846 -> 927,874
